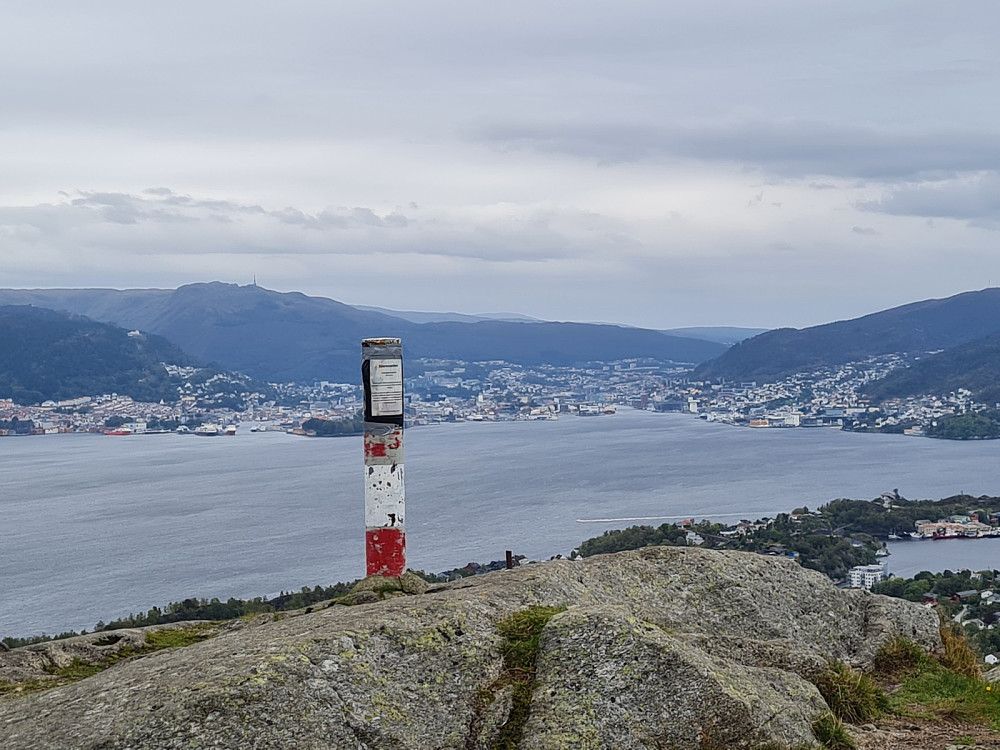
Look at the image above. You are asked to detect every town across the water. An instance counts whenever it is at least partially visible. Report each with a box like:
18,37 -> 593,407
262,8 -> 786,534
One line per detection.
0,353 -> 991,438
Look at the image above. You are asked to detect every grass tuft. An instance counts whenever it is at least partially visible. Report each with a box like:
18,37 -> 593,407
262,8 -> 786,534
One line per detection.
815,662 -> 888,724
812,712 -> 856,749
939,619 -> 981,679
871,636 -> 927,680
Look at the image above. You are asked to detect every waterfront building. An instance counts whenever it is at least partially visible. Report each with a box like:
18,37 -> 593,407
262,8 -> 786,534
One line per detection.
848,564 -> 886,590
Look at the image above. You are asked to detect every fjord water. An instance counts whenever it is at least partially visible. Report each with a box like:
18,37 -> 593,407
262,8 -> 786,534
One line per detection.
3,409 -> 1000,637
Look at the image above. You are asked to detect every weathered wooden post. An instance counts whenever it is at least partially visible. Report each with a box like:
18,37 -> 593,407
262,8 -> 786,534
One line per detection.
361,337 -> 405,577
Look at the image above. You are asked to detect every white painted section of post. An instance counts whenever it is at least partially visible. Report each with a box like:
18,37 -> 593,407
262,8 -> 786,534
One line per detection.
363,464 -> 405,528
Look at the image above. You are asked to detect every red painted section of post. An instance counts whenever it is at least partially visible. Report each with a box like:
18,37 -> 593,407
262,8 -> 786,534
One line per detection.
365,528 -> 406,577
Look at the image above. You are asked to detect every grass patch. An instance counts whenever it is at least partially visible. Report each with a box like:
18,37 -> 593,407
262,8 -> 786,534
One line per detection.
815,662 -> 888,724
869,630 -> 1000,730
480,605 -> 565,750
812,712 -> 855,749
1,623 -> 221,699
888,661 -> 1000,728
496,606 -> 564,673
0,679 -> 51,696
144,624 -> 217,650
42,658 -> 106,682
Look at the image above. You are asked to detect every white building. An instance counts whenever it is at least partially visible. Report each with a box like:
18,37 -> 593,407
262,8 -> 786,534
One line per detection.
848,564 -> 886,590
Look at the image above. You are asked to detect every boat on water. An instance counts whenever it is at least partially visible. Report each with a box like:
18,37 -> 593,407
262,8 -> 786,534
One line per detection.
193,424 -> 221,437
224,425 -> 237,436
103,428 -> 132,436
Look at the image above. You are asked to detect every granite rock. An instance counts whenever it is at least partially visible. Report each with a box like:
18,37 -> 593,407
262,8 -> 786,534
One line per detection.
0,547 -> 941,749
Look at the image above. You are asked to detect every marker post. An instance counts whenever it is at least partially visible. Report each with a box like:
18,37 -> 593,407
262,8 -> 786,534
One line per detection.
361,338 -> 405,577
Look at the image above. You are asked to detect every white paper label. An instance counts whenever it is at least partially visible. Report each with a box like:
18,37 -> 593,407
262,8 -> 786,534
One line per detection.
370,359 -> 403,416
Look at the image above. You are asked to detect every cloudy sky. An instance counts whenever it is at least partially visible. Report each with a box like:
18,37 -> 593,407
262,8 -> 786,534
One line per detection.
2,1 -> 998,329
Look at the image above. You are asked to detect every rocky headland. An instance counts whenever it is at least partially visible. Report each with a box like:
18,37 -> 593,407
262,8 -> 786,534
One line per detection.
0,547 -> 941,749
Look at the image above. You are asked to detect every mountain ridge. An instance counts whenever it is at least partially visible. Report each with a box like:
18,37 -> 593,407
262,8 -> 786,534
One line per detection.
693,287 -> 1000,383
0,283 -> 727,383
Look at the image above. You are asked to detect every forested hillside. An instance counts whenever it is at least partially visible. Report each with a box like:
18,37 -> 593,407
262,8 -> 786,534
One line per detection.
0,306 -> 194,404
693,288 -> 1000,383
864,332 -> 1000,405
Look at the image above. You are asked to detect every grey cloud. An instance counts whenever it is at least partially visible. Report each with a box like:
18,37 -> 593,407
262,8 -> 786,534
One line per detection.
4,2 -> 1000,327
273,206 -> 408,230
5,2 -> 996,149
852,226 -> 879,236
69,191 -> 408,230
473,120 -> 1000,181
0,190 -> 604,264
860,172 -> 1000,221
348,208 -> 408,228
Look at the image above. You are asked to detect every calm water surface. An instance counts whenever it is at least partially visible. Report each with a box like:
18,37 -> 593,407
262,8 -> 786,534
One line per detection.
3,410 -> 999,636
885,538 -> 1000,577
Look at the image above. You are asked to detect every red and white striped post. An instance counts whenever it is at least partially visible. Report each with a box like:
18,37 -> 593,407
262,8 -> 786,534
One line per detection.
361,337 -> 406,577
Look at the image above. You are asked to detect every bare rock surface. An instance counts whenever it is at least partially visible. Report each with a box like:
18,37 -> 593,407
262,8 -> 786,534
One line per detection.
0,547 -> 941,749
520,605 -> 828,750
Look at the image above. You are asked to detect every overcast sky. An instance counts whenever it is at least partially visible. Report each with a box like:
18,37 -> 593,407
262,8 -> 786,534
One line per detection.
2,1 -> 999,329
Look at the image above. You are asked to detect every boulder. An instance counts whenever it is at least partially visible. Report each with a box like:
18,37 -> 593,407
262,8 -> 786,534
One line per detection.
0,547 -> 941,749
520,605 -> 827,749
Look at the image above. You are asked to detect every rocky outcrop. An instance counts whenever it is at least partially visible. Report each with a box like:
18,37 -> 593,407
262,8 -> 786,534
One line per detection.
520,606 -> 829,749
0,547 -> 940,749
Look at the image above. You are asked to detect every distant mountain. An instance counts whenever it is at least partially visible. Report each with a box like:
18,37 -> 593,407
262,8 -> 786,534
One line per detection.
0,284 -> 406,384
661,326 -> 769,346
0,306 -> 194,404
864,332 -> 1000,406
0,284 -> 727,383
404,319 -> 725,368
692,288 -> 1000,383
351,305 -> 542,324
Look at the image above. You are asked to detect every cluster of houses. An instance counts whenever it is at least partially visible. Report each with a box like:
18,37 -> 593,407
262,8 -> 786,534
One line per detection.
912,514 -> 998,539
681,354 -> 989,434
